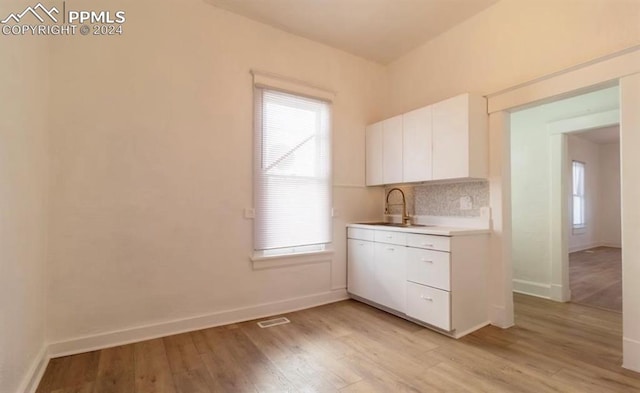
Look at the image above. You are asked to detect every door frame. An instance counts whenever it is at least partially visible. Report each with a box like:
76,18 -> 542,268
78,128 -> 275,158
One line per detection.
484,44 -> 640,372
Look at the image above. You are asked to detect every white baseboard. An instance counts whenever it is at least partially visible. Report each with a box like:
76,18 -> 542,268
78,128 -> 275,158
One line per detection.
48,289 -> 348,358
623,337 -> 640,372
569,242 -> 622,253
512,279 -> 551,299
17,345 -> 49,393
550,284 -> 571,302
454,321 -> 491,338
569,242 -> 601,253
602,242 -> 622,249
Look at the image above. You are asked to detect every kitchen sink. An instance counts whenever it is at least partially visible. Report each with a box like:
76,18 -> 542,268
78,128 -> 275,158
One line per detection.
357,222 -> 433,228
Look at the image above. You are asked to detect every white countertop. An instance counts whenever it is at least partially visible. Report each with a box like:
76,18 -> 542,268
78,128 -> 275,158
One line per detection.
348,222 -> 490,236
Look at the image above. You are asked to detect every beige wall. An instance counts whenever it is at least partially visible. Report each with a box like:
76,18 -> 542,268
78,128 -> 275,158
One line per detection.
510,105 -> 551,291
387,0 -> 640,115
46,0 -> 386,344
0,1 -> 49,391
621,72 -> 640,372
599,142 -> 622,247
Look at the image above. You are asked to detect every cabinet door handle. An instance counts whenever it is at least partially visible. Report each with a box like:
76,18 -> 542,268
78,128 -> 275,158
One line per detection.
422,243 -> 434,247
387,247 -> 395,251
420,295 -> 433,301
421,259 -> 433,263
386,235 -> 393,239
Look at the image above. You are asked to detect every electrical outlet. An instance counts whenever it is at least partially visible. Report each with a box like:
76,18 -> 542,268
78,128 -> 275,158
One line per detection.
244,208 -> 255,219
460,196 -> 473,210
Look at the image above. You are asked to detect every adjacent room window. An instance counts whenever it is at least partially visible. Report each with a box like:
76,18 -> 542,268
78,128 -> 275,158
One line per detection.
254,88 -> 332,257
572,160 -> 586,230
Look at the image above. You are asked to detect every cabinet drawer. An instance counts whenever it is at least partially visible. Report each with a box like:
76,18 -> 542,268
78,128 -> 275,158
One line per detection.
406,282 -> 451,331
406,248 -> 450,290
348,227 -> 374,241
406,233 -> 450,251
374,230 -> 407,246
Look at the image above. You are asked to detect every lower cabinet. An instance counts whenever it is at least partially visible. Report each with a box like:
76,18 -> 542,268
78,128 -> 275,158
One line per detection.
347,238 -> 374,300
374,242 -> 406,312
406,281 -> 450,331
347,225 -> 489,338
347,234 -> 406,313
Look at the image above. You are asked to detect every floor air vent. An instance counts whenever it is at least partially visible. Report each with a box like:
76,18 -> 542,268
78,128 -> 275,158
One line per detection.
257,317 -> 290,328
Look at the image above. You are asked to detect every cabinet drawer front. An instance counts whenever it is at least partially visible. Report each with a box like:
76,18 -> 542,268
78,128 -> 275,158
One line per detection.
348,227 -> 375,241
406,248 -> 450,290
406,233 -> 450,251
374,230 -> 407,245
406,282 -> 451,331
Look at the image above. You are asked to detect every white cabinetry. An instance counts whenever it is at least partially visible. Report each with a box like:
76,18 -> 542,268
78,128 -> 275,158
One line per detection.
382,115 -> 403,184
374,239 -> 406,312
365,122 -> 383,186
432,93 -> 488,180
347,228 -> 406,313
347,225 -> 489,338
365,93 -> 487,185
406,282 -> 450,330
347,238 -> 375,300
365,115 -> 404,186
402,105 -> 432,183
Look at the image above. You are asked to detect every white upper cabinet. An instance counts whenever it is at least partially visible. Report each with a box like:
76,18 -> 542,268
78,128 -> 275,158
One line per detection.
432,93 -> 488,180
365,121 -> 383,186
365,93 -> 487,186
402,105 -> 433,183
382,115 -> 403,184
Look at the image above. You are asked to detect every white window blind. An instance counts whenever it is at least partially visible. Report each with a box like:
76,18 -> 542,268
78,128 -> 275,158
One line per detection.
572,161 -> 586,229
254,88 -> 332,254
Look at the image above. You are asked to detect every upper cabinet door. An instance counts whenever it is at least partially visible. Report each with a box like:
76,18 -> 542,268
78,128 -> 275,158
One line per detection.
365,121 -> 383,186
382,115 -> 403,184
403,106 -> 432,183
432,94 -> 469,180
432,93 -> 487,180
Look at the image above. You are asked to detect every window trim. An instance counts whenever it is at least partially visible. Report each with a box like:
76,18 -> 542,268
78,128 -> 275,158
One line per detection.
250,248 -> 334,270
572,160 -> 586,232
251,72 -> 335,266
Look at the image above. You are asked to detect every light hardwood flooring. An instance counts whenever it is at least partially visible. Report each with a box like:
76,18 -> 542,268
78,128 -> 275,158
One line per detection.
36,294 -> 639,393
570,246 -> 622,312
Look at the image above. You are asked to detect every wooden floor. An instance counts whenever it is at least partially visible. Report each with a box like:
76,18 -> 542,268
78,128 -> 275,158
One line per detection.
570,246 -> 622,312
37,294 -> 639,393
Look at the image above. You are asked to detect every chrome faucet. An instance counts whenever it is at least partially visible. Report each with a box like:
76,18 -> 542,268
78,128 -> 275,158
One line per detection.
385,188 -> 411,226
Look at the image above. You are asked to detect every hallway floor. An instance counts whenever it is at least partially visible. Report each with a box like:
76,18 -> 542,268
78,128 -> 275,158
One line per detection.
570,246 -> 622,312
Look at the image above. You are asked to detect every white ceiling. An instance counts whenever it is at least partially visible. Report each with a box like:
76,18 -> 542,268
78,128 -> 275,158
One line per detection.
574,126 -> 620,145
205,0 -> 498,64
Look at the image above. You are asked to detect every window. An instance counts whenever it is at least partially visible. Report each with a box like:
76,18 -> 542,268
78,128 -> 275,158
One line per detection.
572,160 -> 586,230
254,88 -> 332,257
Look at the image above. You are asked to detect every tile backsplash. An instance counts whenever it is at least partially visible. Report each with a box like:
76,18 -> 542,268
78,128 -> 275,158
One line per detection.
385,181 -> 489,217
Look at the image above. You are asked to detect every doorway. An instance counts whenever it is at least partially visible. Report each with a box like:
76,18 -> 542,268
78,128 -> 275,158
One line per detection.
485,49 -> 640,372
509,86 -> 620,303
568,126 -> 622,312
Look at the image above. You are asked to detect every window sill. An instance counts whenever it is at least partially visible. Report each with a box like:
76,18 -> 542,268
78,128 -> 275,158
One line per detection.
250,249 -> 334,270
572,226 -> 587,235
